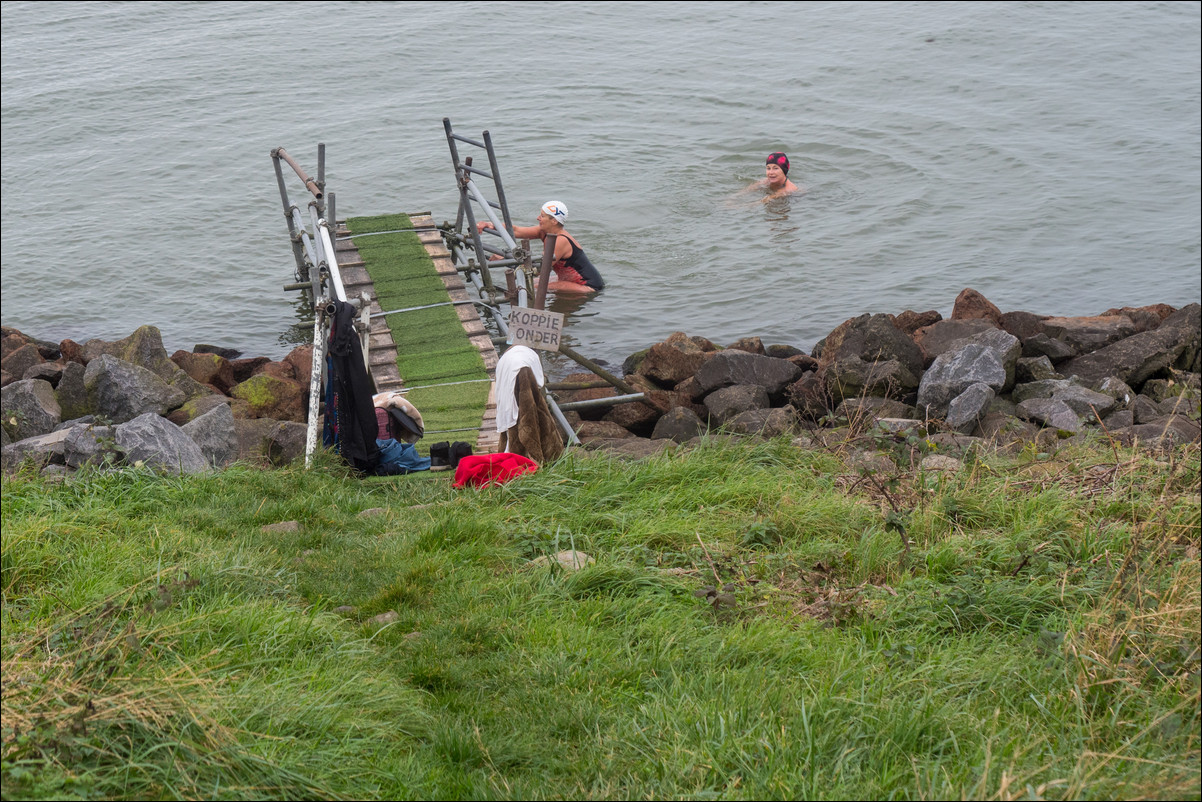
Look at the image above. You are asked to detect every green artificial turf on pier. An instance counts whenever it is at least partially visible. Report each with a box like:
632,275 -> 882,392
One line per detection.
346,213 -> 490,445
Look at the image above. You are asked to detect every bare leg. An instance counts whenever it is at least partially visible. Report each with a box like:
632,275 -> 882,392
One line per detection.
548,281 -> 596,295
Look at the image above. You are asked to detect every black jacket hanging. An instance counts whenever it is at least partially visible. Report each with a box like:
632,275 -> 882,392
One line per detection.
324,300 -> 380,474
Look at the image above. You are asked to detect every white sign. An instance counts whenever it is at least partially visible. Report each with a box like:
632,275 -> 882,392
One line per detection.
508,308 -> 565,351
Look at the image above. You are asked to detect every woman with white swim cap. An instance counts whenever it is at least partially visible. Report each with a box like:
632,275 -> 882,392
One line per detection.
477,200 -> 604,294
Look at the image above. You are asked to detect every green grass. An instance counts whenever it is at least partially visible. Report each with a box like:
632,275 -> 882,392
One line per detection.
346,213 -> 489,443
2,438 -> 1199,799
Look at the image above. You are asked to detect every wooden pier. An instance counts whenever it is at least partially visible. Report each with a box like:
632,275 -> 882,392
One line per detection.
334,212 -> 499,453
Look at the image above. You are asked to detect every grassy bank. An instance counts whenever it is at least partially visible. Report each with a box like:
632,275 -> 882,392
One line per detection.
2,435 -> 1199,800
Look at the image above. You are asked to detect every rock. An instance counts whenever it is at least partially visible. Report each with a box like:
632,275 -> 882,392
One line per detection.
1059,321 -> 1194,388
913,318 -> 998,365
724,407 -> 798,437
82,326 -> 178,380
576,420 -> 637,441
1051,385 -> 1117,420
171,350 -> 236,393
890,309 -> 943,336
638,332 -> 713,388
925,432 -> 983,454
1101,377 -> 1134,408
1016,356 -> 1058,384
823,356 -> 920,403
834,397 -> 917,422
1016,398 -> 1082,433
817,314 -> 924,400
235,419 -> 307,465
951,288 -> 1004,326
946,383 -> 995,434
1022,333 -> 1078,363
1161,304 -> 1201,372
229,374 -> 306,422
166,394 -> 232,426
921,454 -> 963,472
1102,409 -> 1134,429
975,412 -> 1040,446
358,508 -> 387,518
114,412 -> 210,474
785,372 -> 831,420
284,345 -> 315,390
1012,378 -> 1081,403
1,344 -> 44,386
85,355 -> 185,423
696,350 -> 803,398
785,353 -> 820,372
1,379 -> 62,440
1111,418 -> 1201,450
261,520 -> 300,533
181,402 -> 237,468
705,384 -> 770,426
368,610 -> 400,627
1,429 -> 70,473
230,356 -> 271,383
766,344 -> 804,359
917,329 -> 1020,414
651,407 -> 707,442
1131,395 -> 1164,425
601,398 -> 660,436
726,336 -> 765,355
333,605 -> 356,614
1101,304 -> 1177,332
529,550 -> 595,572
1000,310 -> 1049,342
63,423 -> 119,469
58,339 -> 85,365
55,362 -> 90,421
195,344 -> 242,360
22,362 -> 63,386
1039,315 -> 1138,355
622,348 -> 649,377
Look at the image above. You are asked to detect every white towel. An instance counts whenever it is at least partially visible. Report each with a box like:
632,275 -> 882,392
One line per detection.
495,345 -> 544,433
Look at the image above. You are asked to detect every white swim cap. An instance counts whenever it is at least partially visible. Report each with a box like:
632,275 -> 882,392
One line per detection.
541,200 -> 568,226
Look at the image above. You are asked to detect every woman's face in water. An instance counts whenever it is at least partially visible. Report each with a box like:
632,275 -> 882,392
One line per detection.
764,163 -> 787,187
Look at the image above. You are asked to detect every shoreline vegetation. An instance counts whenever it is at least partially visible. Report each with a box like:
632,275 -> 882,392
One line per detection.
2,289 -> 1200,799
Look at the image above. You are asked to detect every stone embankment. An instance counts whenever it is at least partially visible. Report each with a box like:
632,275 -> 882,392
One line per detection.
559,289 -> 1201,459
2,325 -> 313,475
3,288 -> 1199,475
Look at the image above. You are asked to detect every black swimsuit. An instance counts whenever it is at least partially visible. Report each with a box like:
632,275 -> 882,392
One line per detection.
551,236 -> 605,290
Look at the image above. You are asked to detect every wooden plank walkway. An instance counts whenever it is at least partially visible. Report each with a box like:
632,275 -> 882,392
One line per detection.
334,213 -> 500,453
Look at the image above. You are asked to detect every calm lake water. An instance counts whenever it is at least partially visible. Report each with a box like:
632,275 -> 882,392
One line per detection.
2,1 -> 1199,367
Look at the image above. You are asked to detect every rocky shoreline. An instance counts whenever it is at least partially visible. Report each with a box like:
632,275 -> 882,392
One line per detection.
2,288 -> 1199,476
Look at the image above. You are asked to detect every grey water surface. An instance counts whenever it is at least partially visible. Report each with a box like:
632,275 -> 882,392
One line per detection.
2,1 -> 1199,366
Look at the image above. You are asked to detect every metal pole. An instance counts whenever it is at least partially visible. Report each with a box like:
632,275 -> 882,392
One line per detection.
546,389 -> 581,446
316,143 -> 326,217
272,154 -> 307,279
534,234 -> 556,310
558,344 -> 637,395
327,191 -> 336,241
465,178 -> 517,249
273,147 -> 323,199
483,129 -> 514,237
557,393 -> 646,411
304,311 -> 328,468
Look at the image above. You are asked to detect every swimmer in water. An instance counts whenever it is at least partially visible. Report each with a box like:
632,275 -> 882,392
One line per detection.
759,151 -> 799,198
477,200 -> 604,294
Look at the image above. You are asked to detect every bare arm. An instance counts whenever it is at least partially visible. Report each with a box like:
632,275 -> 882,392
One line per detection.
476,220 -> 542,239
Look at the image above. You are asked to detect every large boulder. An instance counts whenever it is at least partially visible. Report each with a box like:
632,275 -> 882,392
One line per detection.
1058,305 -> 1200,387
651,407 -> 707,442
1016,398 -> 1082,433
64,423 -> 120,469
283,345 -> 315,390
1038,315 -> 1138,356
637,332 -> 713,388
696,350 -> 803,398
946,383 -> 995,434
916,329 -> 1020,414
786,372 -> 831,421
705,384 -> 770,426
171,350 -> 236,393
602,398 -> 660,436
1,379 -> 62,441
913,319 -> 998,365
1050,385 -> 1117,419
83,326 -> 177,378
181,402 -> 237,468
950,288 -> 1005,326
889,309 -> 942,336
113,413 -> 209,474
823,356 -> 920,403
85,354 -> 186,424
234,419 -> 308,465
54,362 -> 91,422
724,407 -> 798,437
1101,304 -> 1177,333
1,429 -> 70,473
166,393 -> 232,426
229,374 -> 306,422
1,344 -> 44,387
